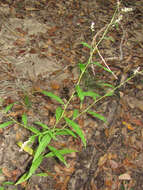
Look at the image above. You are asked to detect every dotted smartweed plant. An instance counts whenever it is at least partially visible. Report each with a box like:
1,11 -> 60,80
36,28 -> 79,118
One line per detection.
0,2 -> 142,185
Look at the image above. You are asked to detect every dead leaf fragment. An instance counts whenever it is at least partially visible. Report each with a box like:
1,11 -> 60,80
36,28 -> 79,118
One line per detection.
109,160 -> 118,169
98,154 -> 108,167
122,121 -> 135,130
119,173 -> 131,180
2,168 -> 12,178
51,82 -> 60,90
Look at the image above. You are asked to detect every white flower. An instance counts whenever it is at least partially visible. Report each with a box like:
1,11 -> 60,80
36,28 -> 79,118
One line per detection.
121,7 -> 133,13
114,15 -> 123,24
19,139 -> 31,152
91,22 -> 95,32
133,67 -> 140,75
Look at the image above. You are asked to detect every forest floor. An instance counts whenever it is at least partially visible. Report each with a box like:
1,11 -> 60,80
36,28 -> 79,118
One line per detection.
0,0 -> 143,190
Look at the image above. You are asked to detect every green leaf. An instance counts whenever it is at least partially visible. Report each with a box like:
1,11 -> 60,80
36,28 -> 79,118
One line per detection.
41,91 -> 64,105
55,129 -> 77,138
27,126 -> 40,134
104,36 -> 115,42
0,121 -> 14,129
81,42 -> 92,49
92,62 -> 112,73
35,173 -> 49,177
105,90 -> 114,97
15,172 -> 28,185
75,85 -> 85,102
64,117 -> 86,147
97,82 -> 114,88
2,181 -> 14,185
16,155 -> 43,185
45,148 -> 78,158
47,131 -> 57,141
83,91 -> 100,101
24,95 -> 32,108
78,63 -> 86,73
4,102 -> 16,113
87,110 -> 107,122
33,133 -> 51,162
73,109 -> 79,120
0,187 -> 4,190
22,113 -> 27,126
28,155 -> 43,178
34,121 -> 49,130
55,107 -> 63,123
47,145 -> 67,166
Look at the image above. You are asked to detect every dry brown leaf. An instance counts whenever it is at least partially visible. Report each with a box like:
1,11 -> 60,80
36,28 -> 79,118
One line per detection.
14,38 -> 26,46
2,167 -> 12,178
105,177 -> 113,187
98,154 -> 108,167
51,82 -> 60,90
49,116 -> 56,126
122,121 -> 135,130
109,160 -> 119,169
107,153 -> 117,160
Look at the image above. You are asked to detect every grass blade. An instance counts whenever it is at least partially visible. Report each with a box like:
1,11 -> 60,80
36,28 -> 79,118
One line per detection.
64,117 -> 86,147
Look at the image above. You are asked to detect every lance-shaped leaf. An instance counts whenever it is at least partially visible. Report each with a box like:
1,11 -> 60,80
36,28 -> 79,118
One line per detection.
78,63 -> 86,73
22,113 -> 28,126
83,91 -> 100,101
64,117 -> 86,147
55,106 -> 63,123
75,85 -> 85,102
81,42 -> 92,49
55,128 -> 77,138
24,95 -> 32,108
73,109 -> 79,120
92,61 -> 112,73
15,155 -> 43,185
27,126 -> 40,134
33,133 -> 51,162
34,121 -> 49,130
41,91 -> 64,105
0,121 -> 14,129
87,110 -> 107,122
4,102 -> 16,113
45,148 -> 78,158
47,145 -> 67,166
